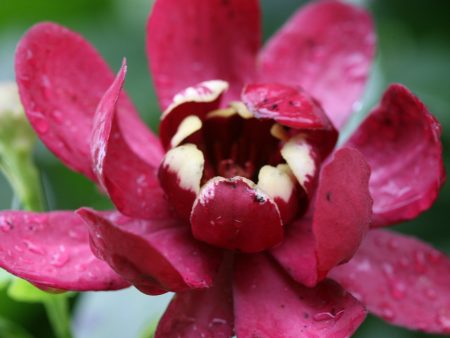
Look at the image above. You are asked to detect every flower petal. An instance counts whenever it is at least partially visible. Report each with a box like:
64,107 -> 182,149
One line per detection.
159,80 -> 228,150
190,177 -> 283,253
0,211 -> 129,291
155,258 -> 234,338
272,147 -> 372,286
259,0 -> 375,129
346,84 -> 445,227
233,254 -> 367,338
147,0 -> 260,108
15,22 -> 161,181
91,60 -> 166,219
242,83 -> 338,159
330,230 -> 450,334
77,208 -> 222,294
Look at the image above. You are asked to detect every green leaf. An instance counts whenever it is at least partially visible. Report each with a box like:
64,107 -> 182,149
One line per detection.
6,279 -> 50,303
0,270 -> 13,289
0,316 -> 34,338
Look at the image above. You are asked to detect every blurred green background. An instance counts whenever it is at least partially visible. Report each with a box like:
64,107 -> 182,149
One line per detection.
0,0 -> 449,337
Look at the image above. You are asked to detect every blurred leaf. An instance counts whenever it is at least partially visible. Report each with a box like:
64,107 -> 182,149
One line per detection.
7,280 -> 50,303
0,317 -> 34,338
0,270 -> 12,289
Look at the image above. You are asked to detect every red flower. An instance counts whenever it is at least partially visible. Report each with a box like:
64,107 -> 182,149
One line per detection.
1,0 -> 448,336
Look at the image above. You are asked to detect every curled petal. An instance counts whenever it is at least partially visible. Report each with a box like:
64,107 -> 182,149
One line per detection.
330,230 -> 450,334
0,211 -> 129,291
77,208 -> 222,294
147,0 -> 260,108
242,83 -> 338,158
272,147 -> 372,286
159,80 -> 228,150
158,144 -> 205,220
233,254 -> 367,338
15,22 -> 160,181
155,258 -> 234,338
91,60 -> 166,219
190,177 -> 283,253
347,84 -> 445,227
259,0 -> 375,129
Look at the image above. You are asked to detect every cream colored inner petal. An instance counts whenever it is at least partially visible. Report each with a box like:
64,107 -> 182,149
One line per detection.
280,135 -> 315,190
229,101 -> 253,119
162,143 -> 204,193
270,123 -> 289,141
257,164 -> 295,202
163,80 -> 229,117
170,115 -> 202,148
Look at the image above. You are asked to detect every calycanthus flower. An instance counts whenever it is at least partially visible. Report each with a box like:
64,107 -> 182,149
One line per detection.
0,0 -> 448,337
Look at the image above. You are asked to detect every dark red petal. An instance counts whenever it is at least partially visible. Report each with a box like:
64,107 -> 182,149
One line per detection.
0,211 -> 129,291
242,83 -> 338,158
91,60 -> 166,219
15,22 -> 160,181
159,80 -> 228,150
272,147 -> 372,286
77,208 -> 222,294
313,147 -> 372,278
233,254 -> 367,338
190,177 -> 283,253
259,0 -> 375,129
330,230 -> 450,334
155,258 -> 234,338
346,84 -> 445,227
147,0 -> 260,109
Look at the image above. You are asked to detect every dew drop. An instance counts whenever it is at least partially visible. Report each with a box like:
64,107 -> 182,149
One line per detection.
437,308 -> 450,332
34,117 -> 49,134
389,281 -> 406,300
414,250 -> 427,273
23,240 -> 46,255
425,288 -> 437,300
380,306 -> 395,321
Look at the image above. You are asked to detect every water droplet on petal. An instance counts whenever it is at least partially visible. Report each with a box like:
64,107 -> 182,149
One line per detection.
380,306 -> 395,321
414,250 -> 427,274
23,240 -> 46,255
389,281 -> 406,300
437,308 -> 450,332
33,117 -> 49,134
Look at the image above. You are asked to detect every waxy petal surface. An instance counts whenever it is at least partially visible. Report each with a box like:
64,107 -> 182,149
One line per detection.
330,230 -> 450,334
15,22 -> 161,181
155,259 -> 234,338
242,83 -> 338,159
147,0 -> 260,108
347,84 -> 445,227
91,61 -> 166,219
0,211 -> 129,291
259,0 -> 375,129
272,148 -> 372,286
191,177 -> 283,253
77,209 -> 221,294
233,254 -> 367,338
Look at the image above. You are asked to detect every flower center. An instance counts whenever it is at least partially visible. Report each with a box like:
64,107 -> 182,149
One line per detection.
158,100 -> 317,253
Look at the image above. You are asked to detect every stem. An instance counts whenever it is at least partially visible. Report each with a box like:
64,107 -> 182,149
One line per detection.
0,149 -> 45,211
43,296 -> 73,338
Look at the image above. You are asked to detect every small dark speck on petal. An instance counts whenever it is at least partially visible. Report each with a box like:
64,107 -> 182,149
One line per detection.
326,192 -> 332,202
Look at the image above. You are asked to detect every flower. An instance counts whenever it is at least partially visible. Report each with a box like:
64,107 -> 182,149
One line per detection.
0,0 -> 448,337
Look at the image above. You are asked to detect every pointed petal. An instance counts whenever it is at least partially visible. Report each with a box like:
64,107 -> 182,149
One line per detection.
91,61 -> 165,219
331,230 -> 450,334
272,147 -> 372,286
233,254 -> 367,338
77,208 -> 222,294
259,0 -> 375,129
155,258 -> 234,338
242,83 -> 338,159
147,0 -> 260,108
15,22 -> 161,181
0,211 -> 129,291
346,84 -> 445,227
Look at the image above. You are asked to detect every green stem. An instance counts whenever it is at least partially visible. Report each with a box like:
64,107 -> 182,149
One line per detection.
43,296 -> 73,338
0,149 -> 45,211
